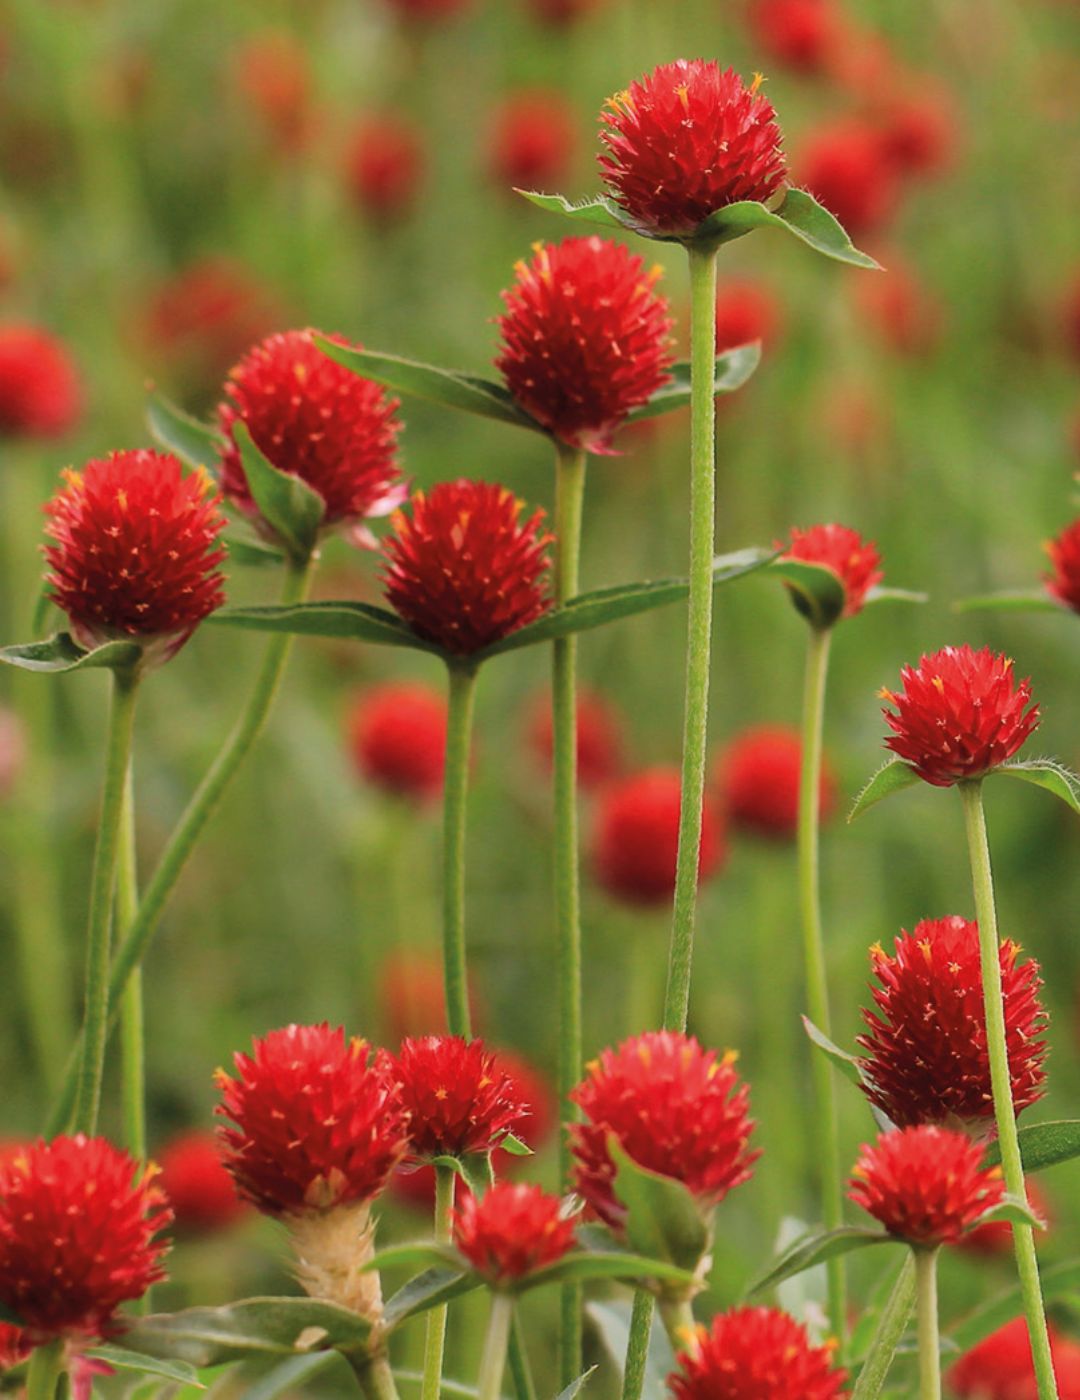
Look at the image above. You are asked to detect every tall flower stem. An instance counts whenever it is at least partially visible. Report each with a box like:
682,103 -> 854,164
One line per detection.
442,661 -> 478,1040
420,1163 -> 456,1400
48,554 -> 317,1137
73,665 -> 140,1137
477,1294 -> 515,1400
353,1352 -> 402,1400
959,779 -> 1058,1400
552,439 -> 587,1387
622,1292 -> 655,1400
797,624 -> 846,1345
663,240 -> 718,1032
25,1340 -> 63,1400
117,768 -> 144,1162
914,1248 -> 942,1400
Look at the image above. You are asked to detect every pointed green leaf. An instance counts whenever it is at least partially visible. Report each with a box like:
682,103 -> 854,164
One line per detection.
954,590 -> 1064,614
383,1267 -> 481,1332
767,558 -> 847,629
365,1242 -> 462,1275
865,586 -> 929,608
208,601 -> 441,655
849,759 -> 922,822
608,1138 -> 709,1273
696,190 -> 881,268
86,1345 -> 205,1387
225,533 -> 287,569
233,422 -> 325,562
748,1226 -> 894,1297
587,1300 -> 673,1400
851,1255 -> 916,1400
119,1297 -> 373,1366
555,1368 -> 598,1400
625,346 -> 761,422
971,1193 -> 1044,1231
515,190 -> 629,231
500,1133 -> 533,1157
948,1258 -> 1080,1352
982,1120 -> 1080,1175
993,760 -> 1080,817
240,1353 -> 339,1400
802,1017 -> 864,1088
146,390 -> 222,472
519,1250 -> 696,1294
0,634 -> 142,674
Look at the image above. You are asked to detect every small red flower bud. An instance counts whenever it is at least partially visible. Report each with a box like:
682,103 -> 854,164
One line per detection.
526,685 -> 624,789
0,1135 -> 171,1345
746,0 -> 845,77
714,278 -> 782,354
156,1130 -> 246,1235
570,1031 -> 757,1233
857,916 -> 1048,1130
880,645 -> 1039,786
1045,518 -> 1080,614
716,724 -> 836,840
591,767 -> 725,905
598,60 -> 788,239
381,479 -> 552,655
780,522 -> 883,619
0,324 -> 82,439
948,1317 -> 1080,1399
453,1182 -> 574,1286
799,120 -> 900,238
343,114 -> 426,224
956,1180 -> 1050,1258
488,90 -> 576,196
44,450 -> 227,661
669,1306 -> 847,1400
348,681 -> 447,802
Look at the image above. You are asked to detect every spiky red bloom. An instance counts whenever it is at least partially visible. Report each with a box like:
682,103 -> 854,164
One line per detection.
669,1306 -> 847,1400
454,1181 -> 574,1286
747,0 -> 845,77
44,450 -> 227,658
495,237 -> 673,453
880,645 -> 1040,786
382,479 -> 552,655
716,724 -> 836,840
781,522 -> 883,620
591,767 -> 725,906
849,1124 -> 1004,1246
217,329 -> 404,543
948,1318 -> 1080,1399
1045,518 -> 1080,614
344,114 -> 426,223
956,1179 -> 1050,1258
0,1135 -> 171,1344
348,681 -> 447,802
857,916 -> 1048,1129
488,91 -> 576,196
157,1130 -> 246,1235
714,278 -> 783,354
570,1031 -> 757,1233
215,1023 -> 410,1216
799,120 -> 899,237
598,60 -> 787,238
384,1036 -> 530,1161
0,324 -> 82,439
526,685 -> 624,789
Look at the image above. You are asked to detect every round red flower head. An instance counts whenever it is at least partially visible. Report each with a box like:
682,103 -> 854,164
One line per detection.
669,1306 -> 847,1400
948,1316 -> 1080,1400
0,324 -> 82,439
0,1134 -> 171,1346
746,0 -> 845,78
348,680 -> 447,802
716,724 -> 836,840
44,449 -> 227,663
780,522 -> 882,623
217,328 -> 404,550
382,479 -> 552,655
488,91 -> 576,197
526,685 -> 624,790
344,114 -> 426,224
454,1182 -> 574,1287
570,1031 -> 757,1235
880,645 -> 1040,786
495,236 -> 673,454
857,916 -> 1047,1130
1045,518 -> 1080,614
157,1130 -> 246,1235
599,60 -> 787,239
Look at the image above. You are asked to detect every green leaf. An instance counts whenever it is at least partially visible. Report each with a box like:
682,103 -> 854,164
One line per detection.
982,1120 -> 1080,1175
208,601 -> 441,655
948,1259 -> 1080,1352
366,1242 -> 461,1275
240,1353 -> 340,1400
515,190 -> 629,232
625,346 -> 761,423
971,1193 -> 1044,1231
86,1345 -> 205,1387
993,760 -> 1080,817
608,1138 -> 709,1273
555,1368 -> 597,1400
767,558 -> 847,629
747,1226 -> 894,1297
695,189 -> 881,268
851,1255 -> 916,1400
383,1268 -> 482,1332
119,1297 -> 373,1367
865,586 -> 929,608
587,1300 -> 674,1400
519,1251 -> 696,1294
233,422 -> 325,563
225,533 -> 287,569
954,590 -> 1064,614
848,759 -> 922,822
500,1133 -> 532,1157
802,1017 -> 864,1089
0,634 -> 143,674
146,390 -> 222,472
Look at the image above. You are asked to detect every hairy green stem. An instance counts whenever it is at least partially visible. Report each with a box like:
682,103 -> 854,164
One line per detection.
117,765 -> 149,1314
25,1340 -> 63,1400
442,663 -> 478,1040
421,1163 -> 456,1400
353,1352 -> 402,1400
508,1314 -> 538,1400
621,1292 -> 656,1400
477,1294 -> 515,1400
851,1255 -> 915,1400
657,1295 -> 696,1352
959,780 -> 1058,1400
914,1249 -> 941,1400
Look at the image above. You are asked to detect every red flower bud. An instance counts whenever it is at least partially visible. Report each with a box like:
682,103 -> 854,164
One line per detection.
780,521 -> 883,620
454,1182 -> 574,1286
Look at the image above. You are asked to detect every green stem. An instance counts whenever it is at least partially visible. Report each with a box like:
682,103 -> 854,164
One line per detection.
477,1294 -> 515,1400
621,1292 -> 655,1400
797,625 -> 846,1346
914,1249 -> 941,1400
851,1254 -> 916,1400
353,1352 -> 402,1400
421,1164 -> 456,1400
552,440 -> 587,1387
47,555 -> 317,1137
25,1340 -> 63,1400
663,241 -> 718,1032
508,1314 -> 538,1400
959,780 -> 1058,1400
442,662 -> 478,1040
657,1295 -> 696,1353
73,666 -> 140,1136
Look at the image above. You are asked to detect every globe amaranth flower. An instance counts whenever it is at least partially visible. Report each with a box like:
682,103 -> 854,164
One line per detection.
344,114 -> 426,224
1045,518 -> 1080,614
570,1031 -> 757,1235
488,91 -> 576,196
0,324 -> 82,438
44,449 -> 227,662
348,680 -> 447,802
0,1135 -> 171,1345
217,328 -> 404,547
495,236 -> 673,453
715,724 -> 836,840
948,1317 -> 1080,1400
382,479 -> 552,655
669,1307 -> 847,1400
526,685 -> 624,790
857,916 -> 1047,1130
599,60 -> 787,239
880,645 -> 1040,786
156,1130 -> 246,1236
781,522 -> 883,621
454,1182 -> 575,1287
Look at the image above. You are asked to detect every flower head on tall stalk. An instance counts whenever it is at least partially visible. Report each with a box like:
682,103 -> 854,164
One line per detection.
668,1307 -> 847,1400
454,1182 -> 576,1287
780,522 -> 882,621
1045,518 -> 1080,614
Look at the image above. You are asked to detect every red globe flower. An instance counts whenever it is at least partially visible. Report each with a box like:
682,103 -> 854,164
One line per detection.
0,324 -> 82,439
714,278 -> 783,354
526,685 -> 624,789
381,479 -> 552,655
746,0 -> 845,77
715,724 -> 836,839
495,236 -> 673,453
570,1031 -> 757,1233
669,1306 -> 847,1400
348,681 -> 447,802
857,916 -> 1048,1130
44,449 -> 227,660
880,645 -> 1040,786
488,90 -> 576,196
156,1130 -> 247,1235
215,1023 -> 409,1216
799,120 -> 900,238
454,1182 -> 575,1286
343,114 -> 426,224
217,329 -> 404,546
956,1180 -> 1050,1258
948,1317 -> 1080,1400
1045,518 -> 1080,613
598,60 -> 788,238
0,1135 -> 171,1345
780,522 -> 883,621
853,254 -> 942,355
233,30 -> 313,155
591,767 -> 725,905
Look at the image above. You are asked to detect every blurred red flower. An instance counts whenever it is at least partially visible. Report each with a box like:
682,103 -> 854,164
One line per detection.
0,324 -> 81,438
526,685 -> 624,790
854,253 -> 943,354
1045,518 -> 1080,613
343,114 -> 426,224
713,277 -> 783,354
799,120 -> 900,237
453,1182 -> 574,1285
869,85 -> 957,179
670,1306 -> 847,1400
233,30 -> 313,155
487,90 -> 576,194
746,0 -> 845,77
949,1317 -> 1080,1399
348,681 -> 447,802
157,1130 -> 247,1235
716,724 -> 836,839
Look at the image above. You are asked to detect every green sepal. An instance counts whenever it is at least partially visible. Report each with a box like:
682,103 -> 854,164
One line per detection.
801,1017 -> 863,1089
992,760 -> 1080,816
555,1368 -> 598,1400
767,558 -> 847,629
948,1258 -> 1080,1352
146,389 -> 222,473
85,1345 -> 205,1388
747,1226 -> 894,1297
430,1150 -> 494,1198
118,1297 -> 373,1366
500,1133 -> 533,1157
982,1120 -> 1080,1175
0,1301 -> 23,1326
208,600 -> 442,655
382,1267 -> 481,1332
233,422 -> 325,563
954,590 -> 1065,615
0,634 -> 143,675
608,1138 -> 709,1275
848,759 -> 922,821
624,345 -> 761,422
